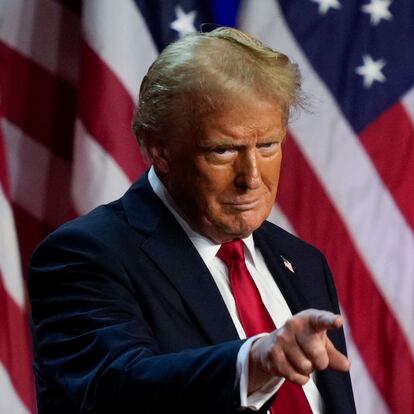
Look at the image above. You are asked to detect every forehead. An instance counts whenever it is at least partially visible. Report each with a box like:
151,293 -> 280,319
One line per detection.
198,99 -> 286,142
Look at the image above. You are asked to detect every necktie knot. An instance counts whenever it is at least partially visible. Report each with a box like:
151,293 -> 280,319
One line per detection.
217,240 -> 245,266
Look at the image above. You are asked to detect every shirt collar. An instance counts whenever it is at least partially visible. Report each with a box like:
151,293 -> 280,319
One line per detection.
148,166 -> 257,266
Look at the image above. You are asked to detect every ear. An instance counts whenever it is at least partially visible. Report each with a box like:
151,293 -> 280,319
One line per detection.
142,131 -> 170,174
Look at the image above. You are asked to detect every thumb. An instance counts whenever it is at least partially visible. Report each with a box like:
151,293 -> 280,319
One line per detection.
326,338 -> 351,372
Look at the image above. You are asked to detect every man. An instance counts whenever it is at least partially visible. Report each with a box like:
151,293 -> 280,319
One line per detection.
29,28 -> 356,413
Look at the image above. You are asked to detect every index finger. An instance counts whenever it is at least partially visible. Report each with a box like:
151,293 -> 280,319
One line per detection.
304,310 -> 343,332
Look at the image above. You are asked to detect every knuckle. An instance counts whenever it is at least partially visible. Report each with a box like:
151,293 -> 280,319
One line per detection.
275,329 -> 291,346
297,375 -> 310,385
286,372 -> 309,385
286,371 -> 298,383
270,345 -> 285,364
289,354 -> 313,375
285,317 -> 300,331
300,359 -> 313,374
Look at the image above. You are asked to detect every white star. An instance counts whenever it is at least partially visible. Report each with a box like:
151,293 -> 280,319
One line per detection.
361,0 -> 393,25
170,6 -> 197,38
311,0 -> 342,15
355,55 -> 386,88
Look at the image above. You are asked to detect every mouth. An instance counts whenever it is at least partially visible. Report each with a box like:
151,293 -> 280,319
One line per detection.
224,199 -> 260,211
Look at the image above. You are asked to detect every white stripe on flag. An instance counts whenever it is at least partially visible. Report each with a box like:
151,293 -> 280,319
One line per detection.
239,0 -> 414,356
82,0 -> 158,99
71,119 -> 132,215
0,183 -> 24,310
0,362 -> 30,414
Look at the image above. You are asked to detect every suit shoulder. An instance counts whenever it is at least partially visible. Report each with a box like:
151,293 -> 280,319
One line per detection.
31,199 -> 141,264
53,200 -> 122,238
261,220 -> 323,256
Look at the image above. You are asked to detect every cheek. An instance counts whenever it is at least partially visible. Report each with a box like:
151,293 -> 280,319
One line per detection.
196,167 -> 234,199
266,155 -> 282,187
199,186 -> 226,212
182,177 -> 222,218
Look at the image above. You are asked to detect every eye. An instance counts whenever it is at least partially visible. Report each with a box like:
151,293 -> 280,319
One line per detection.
260,142 -> 275,148
205,145 -> 238,163
258,141 -> 280,153
213,147 -> 229,154
211,146 -> 237,156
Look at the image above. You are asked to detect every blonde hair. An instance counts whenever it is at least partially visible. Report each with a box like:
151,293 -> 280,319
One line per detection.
132,27 -> 302,150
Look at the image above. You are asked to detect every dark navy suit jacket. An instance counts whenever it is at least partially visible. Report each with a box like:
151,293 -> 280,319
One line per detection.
29,173 -> 356,413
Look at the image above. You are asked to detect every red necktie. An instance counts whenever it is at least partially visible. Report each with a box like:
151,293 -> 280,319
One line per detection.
217,240 -> 313,414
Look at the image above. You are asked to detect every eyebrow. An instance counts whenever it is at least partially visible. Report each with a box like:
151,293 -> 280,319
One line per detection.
199,134 -> 285,147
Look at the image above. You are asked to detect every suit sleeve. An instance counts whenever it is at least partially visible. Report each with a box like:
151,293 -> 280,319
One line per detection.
29,227 -> 244,414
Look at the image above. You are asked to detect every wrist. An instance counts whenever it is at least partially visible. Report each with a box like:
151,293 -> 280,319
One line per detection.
248,335 -> 274,394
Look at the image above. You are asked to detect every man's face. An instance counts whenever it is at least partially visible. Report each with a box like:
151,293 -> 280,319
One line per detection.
154,98 -> 286,243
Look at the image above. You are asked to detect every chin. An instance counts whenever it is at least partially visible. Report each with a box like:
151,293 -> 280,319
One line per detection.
202,209 -> 268,242
220,220 -> 263,240
237,213 -> 267,231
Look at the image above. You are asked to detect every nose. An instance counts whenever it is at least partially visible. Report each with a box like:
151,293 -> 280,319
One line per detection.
235,149 -> 261,190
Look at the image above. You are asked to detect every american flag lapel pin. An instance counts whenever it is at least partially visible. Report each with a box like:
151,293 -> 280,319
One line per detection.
281,255 -> 294,274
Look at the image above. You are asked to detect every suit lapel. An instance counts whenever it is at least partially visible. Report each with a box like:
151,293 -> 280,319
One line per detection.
122,174 -> 239,345
254,225 -> 311,316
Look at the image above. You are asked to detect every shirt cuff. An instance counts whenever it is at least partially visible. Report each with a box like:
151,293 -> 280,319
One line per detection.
236,333 -> 285,411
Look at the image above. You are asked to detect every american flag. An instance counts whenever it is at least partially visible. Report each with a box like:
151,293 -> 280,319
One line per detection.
0,0 -> 413,412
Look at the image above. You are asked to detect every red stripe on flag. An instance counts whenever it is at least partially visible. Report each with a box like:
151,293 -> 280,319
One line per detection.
278,135 -> 414,414
359,102 -> 414,230
78,41 -> 147,181
0,121 -> 11,199
0,273 -> 35,411
0,41 -> 77,161
12,203 -> 53,273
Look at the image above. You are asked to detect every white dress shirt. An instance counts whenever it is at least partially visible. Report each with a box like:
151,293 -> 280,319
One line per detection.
148,167 -> 323,413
